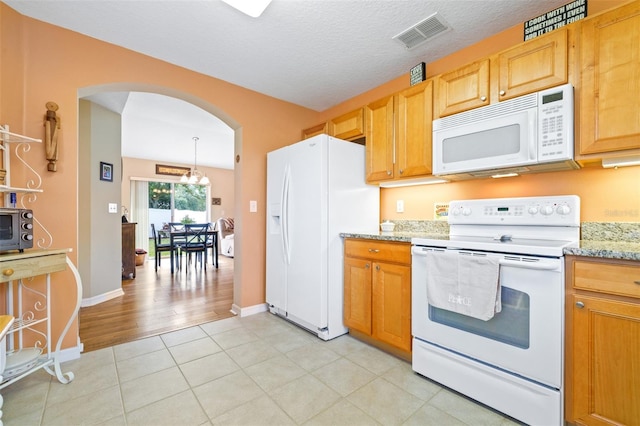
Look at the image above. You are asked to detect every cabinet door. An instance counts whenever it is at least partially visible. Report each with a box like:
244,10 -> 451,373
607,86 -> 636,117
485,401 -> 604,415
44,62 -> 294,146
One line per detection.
436,59 -> 490,117
569,294 -> 640,425
302,122 -> 328,140
330,108 -> 365,141
579,1 -> 640,155
497,28 -> 567,101
344,256 -> 372,334
365,95 -> 395,183
372,262 -> 411,352
395,80 -> 433,178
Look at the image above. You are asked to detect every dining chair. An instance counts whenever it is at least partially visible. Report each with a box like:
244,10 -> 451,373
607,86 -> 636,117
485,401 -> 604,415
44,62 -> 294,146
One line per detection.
151,224 -> 172,272
206,222 -> 217,267
182,223 -> 209,270
168,222 -> 188,269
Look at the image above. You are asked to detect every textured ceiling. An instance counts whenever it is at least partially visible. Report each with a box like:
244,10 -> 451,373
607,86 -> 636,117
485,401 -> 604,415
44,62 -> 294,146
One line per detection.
3,0 -> 571,169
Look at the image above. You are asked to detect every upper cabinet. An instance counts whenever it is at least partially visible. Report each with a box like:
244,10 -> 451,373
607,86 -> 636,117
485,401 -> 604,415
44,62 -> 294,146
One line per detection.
578,0 -> 640,157
301,107 -> 365,142
365,80 -> 433,184
436,59 -> 490,117
436,28 -> 569,118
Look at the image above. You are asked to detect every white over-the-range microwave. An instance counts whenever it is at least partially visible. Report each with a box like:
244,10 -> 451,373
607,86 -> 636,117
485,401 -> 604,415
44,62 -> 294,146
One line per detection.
432,83 -> 579,180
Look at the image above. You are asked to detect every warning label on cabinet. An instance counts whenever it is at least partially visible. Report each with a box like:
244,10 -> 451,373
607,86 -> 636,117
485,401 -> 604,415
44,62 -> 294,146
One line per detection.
524,0 -> 587,41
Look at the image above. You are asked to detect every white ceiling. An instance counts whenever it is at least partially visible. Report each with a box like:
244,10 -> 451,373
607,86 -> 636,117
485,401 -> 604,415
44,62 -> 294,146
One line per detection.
4,0 -> 571,170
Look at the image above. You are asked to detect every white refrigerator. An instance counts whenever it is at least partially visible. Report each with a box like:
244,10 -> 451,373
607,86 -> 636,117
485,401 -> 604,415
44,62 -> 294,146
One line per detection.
266,134 -> 380,340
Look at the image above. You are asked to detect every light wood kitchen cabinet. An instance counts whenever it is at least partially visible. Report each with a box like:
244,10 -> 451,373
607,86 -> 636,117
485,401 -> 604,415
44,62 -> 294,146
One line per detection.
329,108 -> 365,141
301,122 -> 328,140
301,108 -> 365,142
578,0 -> 640,157
436,28 -> 568,117
344,238 -> 412,359
365,79 -> 433,184
565,256 -> 640,426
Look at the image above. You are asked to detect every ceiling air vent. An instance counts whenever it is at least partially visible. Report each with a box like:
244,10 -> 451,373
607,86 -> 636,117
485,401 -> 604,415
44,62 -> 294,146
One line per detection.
393,12 -> 451,50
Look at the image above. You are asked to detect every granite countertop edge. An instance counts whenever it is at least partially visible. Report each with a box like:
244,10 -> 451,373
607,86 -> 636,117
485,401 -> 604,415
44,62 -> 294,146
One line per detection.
340,232 -> 640,262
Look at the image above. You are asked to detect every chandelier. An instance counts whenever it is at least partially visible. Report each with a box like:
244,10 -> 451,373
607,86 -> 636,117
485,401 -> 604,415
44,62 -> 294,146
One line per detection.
181,137 -> 210,185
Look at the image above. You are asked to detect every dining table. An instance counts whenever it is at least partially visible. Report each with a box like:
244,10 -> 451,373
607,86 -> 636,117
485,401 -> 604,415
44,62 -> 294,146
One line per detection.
165,226 -> 218,273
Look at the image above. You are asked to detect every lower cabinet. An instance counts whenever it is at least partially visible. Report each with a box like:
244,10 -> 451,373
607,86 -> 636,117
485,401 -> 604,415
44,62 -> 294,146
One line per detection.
344,238 -> 411,359
565,256 -> 640,426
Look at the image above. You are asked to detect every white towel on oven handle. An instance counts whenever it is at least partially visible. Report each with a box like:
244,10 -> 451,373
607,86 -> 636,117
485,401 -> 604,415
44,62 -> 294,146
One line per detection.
425,251 -> 501,321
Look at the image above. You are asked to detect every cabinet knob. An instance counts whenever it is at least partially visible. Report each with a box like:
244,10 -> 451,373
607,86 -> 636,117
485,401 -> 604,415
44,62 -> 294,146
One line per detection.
399,169 -> 404,174
575,301 -> 585,309
368,249 -> 380,253
499,90 -> 506,96
376,265 -> 380,271
365,263 -> 370,269
2,268 -> 14,277
386,170 -> 392,176
480,96 -> 487,102
634,280 -> 640,285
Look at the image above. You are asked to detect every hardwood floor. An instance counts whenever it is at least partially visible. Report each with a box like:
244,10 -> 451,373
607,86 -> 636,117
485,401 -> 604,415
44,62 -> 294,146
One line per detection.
79,254 -> 235,353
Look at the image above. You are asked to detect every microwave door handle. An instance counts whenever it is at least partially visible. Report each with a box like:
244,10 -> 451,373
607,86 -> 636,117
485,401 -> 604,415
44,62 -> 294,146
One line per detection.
529,110 -> 537,161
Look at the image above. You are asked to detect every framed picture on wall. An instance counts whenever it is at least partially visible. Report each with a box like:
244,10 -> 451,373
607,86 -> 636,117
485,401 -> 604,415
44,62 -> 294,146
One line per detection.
100,161 -> 113,182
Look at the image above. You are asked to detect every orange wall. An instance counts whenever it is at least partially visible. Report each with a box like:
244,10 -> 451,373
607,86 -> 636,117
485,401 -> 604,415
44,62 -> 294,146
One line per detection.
0,4 -> 319,349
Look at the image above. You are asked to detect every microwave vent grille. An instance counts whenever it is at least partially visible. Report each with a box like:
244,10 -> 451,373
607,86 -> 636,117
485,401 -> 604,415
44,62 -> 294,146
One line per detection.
434,91 -> 538,130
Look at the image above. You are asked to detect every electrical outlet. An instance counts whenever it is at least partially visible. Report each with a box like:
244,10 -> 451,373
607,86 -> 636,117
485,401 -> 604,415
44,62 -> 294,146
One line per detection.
249,200 -> 257,212
396,200 -> 404,213
108,203 -> 118,213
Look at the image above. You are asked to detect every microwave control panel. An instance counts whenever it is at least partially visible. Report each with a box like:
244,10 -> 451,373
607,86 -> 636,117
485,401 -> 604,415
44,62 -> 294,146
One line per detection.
538,84 -> 574,161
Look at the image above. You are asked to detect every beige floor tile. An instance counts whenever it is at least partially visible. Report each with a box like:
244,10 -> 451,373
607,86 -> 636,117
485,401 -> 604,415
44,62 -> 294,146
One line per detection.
269,374 -> 341,424
348,377 -> 424,425
199,316 -> 243,336
304,398 -> 380,426
2,373 -> 50,421
286,341 -> 341,371
427,389 -> 506,425
116,348 -> 176,383
346,345 -> 406,375
402,403 -> 466,426
120,366 -> 189,413
126,389 -> 208,426
266,327 -> 316,353
98,414 -> 127,425
312,357 -> 376,397
224,339 -> 281,368
382,365 -> 442,401
192,370 -> 265,419
211,394 -> 294,425
211,327 -> 259,350
63,347 -> 115,374
179,351 -> 240,387
4,409 -> 44,426
160,325 -> 209,347
41,385 -> 123,426
168,336 -> 222,364
236,313 -> 291,338
113,336 -> 165,361
321,334 -> 370,357
244,354 -> 306,392
45,362 -> 119,407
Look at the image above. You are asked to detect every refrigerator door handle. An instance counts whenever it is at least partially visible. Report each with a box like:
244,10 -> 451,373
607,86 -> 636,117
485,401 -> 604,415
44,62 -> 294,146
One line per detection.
282,164 -> 291,264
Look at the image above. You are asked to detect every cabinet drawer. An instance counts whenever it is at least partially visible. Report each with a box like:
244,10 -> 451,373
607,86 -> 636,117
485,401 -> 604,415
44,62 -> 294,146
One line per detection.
573,260 -> 640,299
345,239 -> 411,265
0,253 -> 67,283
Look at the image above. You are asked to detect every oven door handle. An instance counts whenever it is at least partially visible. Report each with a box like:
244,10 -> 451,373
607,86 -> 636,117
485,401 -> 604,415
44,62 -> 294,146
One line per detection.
498,259 -> 560,271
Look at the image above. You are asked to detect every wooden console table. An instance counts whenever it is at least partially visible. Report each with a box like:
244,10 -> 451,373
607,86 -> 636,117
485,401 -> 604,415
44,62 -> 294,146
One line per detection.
0,249 -> 83,423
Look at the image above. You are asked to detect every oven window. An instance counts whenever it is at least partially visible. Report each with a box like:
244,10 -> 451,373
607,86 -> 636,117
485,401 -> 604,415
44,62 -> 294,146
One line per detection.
0,215 -> 13,240
429,286 -> 530,349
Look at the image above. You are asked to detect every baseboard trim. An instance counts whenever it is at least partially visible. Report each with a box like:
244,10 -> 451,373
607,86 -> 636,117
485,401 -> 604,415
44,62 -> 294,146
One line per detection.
81,288 -> 125,307
57,341 -> 83,363
231,303 -> 268,317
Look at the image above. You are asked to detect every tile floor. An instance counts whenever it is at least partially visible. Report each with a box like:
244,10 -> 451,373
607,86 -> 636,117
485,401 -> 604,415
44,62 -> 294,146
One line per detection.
2,313 -> 521,425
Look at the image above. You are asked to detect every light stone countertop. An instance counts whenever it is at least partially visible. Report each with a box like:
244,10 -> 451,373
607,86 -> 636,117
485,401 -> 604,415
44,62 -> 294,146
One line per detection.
341,221 -> 640,262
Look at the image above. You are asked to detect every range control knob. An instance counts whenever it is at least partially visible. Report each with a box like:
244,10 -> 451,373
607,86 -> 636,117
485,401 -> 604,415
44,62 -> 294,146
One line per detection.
462,207 -> 472,216
528,206 -> 539,215
22,234 -> 33,241
21,211 -> 33,219
541,205 -> 554,215
556,205 -> 571,215
451,208 -> 461,216
22,223 -> 33,230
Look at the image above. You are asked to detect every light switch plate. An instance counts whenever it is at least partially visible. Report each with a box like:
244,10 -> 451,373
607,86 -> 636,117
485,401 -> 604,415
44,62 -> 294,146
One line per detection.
108,203 -> 118,213
396,200 -> 404,213
249,200 -> 257,212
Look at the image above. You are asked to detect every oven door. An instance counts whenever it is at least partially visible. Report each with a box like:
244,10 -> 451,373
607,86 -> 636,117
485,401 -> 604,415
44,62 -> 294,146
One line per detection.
412,246 -> 563,388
